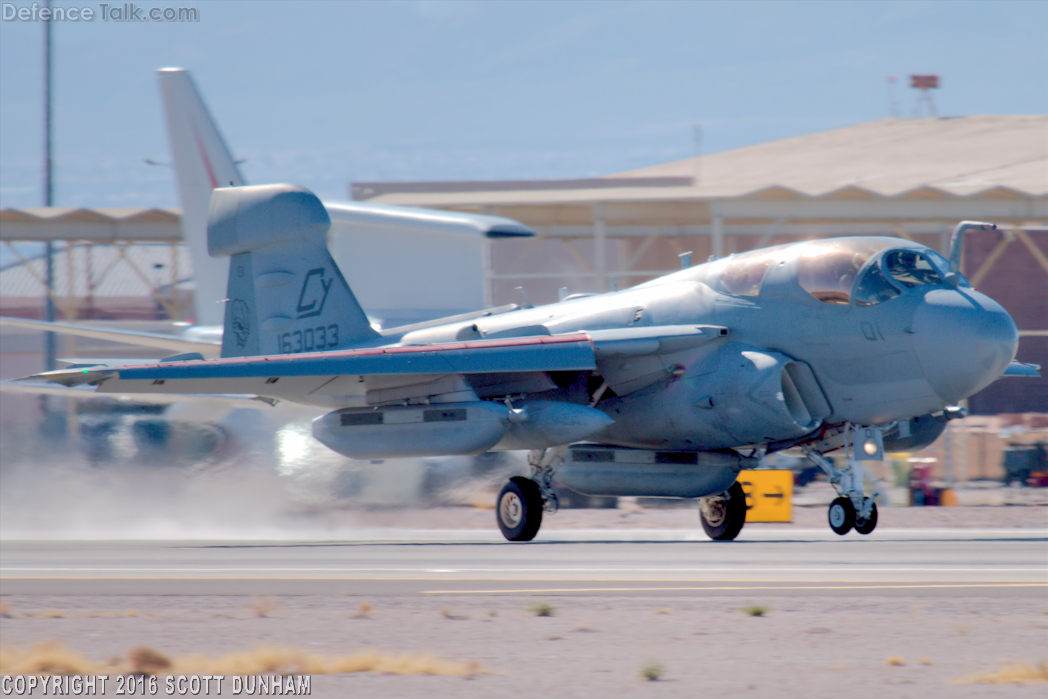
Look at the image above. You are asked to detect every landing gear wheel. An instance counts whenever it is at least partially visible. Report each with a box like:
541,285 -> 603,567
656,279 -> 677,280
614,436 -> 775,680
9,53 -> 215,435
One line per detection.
854,502 -> 878,535
828,497 -> 855,535
699,481 -> 747,541
496,476 -> 543,542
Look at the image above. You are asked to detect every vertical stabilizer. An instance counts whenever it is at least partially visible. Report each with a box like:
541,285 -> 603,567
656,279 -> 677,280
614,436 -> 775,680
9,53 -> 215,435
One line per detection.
208,184 -> 379,358
158,67 -> 246,326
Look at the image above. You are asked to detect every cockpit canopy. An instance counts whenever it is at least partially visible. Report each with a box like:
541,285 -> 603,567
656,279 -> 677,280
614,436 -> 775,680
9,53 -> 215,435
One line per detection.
852,247 -> 966,306
671,237 -> 969,306
796,239 -> 893,305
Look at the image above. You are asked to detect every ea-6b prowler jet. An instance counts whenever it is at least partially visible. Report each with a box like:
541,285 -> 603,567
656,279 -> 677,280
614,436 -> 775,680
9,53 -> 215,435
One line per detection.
22,184 -> 1037,541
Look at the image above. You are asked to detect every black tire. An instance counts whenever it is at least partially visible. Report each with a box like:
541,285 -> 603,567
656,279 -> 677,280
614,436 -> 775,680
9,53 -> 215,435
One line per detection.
496,476 -> 543,542
828,497 -> 855,535
854,502 -> 878,535
699,481 -> 747,541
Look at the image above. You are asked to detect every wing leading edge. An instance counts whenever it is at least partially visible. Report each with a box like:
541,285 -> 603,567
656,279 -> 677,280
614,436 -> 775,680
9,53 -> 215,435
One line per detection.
21,334 -> 597,403
0,316 -> 220,357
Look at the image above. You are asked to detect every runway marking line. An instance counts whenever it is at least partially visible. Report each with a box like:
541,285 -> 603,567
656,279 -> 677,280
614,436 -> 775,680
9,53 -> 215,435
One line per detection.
421,583 -> 1048,594
0,574 -> 1043,586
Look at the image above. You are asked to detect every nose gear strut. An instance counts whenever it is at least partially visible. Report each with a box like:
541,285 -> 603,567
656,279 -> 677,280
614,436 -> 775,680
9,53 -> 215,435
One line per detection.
802,424 -> 883,536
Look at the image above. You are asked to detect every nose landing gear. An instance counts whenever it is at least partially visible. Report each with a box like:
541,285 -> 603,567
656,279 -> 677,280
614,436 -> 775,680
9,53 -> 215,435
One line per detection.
804,424 -> 884,536
827,496 -> 855,535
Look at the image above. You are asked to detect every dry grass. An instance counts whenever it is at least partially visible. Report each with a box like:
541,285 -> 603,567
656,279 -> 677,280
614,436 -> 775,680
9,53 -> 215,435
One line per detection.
651,608 -> 672,615
128,646 -> 172,675
441,606 -> 469,621
0,603 -> 12,618
886,656 -> 906,667
741,605 -> 769,617
70,609 -> 138,619
0,643 -> 112,675
175,647 -> 483,678
250,597 -> 275,618
918,657 -> 934,666
529,601 -> 556,617
350,601 -> 373,619
957,661 -> 1048,685
0,643 -> 484,678
640,661 -> 665,681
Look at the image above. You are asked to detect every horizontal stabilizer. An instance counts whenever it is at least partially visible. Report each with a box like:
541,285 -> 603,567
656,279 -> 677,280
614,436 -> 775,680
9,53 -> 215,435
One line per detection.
325,201 -> 533,239
1001,360 -> 1041,377
0,316 -> 220,357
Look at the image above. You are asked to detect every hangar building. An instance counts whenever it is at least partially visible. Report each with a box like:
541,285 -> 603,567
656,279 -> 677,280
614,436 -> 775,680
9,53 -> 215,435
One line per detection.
351,115 -> 1048,414
2,116 -> 1045,414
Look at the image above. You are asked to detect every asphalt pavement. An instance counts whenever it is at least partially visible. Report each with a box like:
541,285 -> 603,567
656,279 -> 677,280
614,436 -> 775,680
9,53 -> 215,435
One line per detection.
2,528 -> 1044,597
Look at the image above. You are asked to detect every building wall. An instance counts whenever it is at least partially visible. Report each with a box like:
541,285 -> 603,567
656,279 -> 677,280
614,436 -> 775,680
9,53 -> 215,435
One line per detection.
963,228 -> 1048,414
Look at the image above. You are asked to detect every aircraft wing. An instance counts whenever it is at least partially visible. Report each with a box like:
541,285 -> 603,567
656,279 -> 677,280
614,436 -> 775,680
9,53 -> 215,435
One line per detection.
18,333 -> 597,402
0,316 -> 221,357
0,379 -> 274,408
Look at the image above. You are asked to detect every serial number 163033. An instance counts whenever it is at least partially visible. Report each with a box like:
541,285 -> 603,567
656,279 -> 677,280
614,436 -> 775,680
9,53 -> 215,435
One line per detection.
280,324 -> 339,353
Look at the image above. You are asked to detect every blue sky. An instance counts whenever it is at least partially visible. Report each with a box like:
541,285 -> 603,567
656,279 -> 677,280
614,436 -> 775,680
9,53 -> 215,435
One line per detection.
1,0 -> 1045,210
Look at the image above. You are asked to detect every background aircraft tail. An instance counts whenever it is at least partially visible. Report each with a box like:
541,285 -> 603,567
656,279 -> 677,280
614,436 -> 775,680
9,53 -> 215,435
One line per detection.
208,184 -> 379,358
158,67 -> 245,326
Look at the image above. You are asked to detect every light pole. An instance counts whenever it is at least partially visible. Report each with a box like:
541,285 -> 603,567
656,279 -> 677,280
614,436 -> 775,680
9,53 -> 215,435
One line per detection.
43,0 -> 57,372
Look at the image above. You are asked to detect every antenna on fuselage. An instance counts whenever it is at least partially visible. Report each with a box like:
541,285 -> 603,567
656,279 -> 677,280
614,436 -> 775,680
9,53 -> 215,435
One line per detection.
514,286 -> 534,309
679,251 -> 693,269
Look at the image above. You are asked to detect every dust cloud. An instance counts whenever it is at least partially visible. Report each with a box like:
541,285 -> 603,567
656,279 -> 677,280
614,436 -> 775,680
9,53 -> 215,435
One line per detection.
0,394 -> 520,540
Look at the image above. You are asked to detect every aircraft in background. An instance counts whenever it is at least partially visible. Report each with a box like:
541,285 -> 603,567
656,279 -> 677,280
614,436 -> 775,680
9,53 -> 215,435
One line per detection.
22,184 -> 1039,541
0,67 -> 533,354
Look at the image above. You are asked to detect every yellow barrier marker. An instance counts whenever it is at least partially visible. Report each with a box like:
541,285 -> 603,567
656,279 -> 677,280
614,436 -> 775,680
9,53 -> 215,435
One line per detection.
737,470 -> 793,522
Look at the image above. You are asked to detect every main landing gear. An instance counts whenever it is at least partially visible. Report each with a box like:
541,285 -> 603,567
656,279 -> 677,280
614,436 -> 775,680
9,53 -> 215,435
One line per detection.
804,424 -> 883,536
698,481 -> 747,541
496,447 -> 565,542
496,446 -> 751,543
496,477 -> 544,541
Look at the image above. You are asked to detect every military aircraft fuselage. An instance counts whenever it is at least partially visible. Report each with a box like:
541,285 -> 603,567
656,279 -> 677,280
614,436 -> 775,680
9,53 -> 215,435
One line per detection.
17,184 -> 1026,541
391,236 -> 1017,452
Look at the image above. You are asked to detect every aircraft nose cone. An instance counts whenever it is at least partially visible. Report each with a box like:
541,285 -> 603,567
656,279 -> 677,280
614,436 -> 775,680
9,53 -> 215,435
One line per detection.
912,289 -> 1018,404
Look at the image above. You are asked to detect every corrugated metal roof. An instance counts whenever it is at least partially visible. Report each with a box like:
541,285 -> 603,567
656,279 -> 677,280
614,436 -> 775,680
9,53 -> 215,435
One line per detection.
0,243 -> 193,299
364,116 -> 1048,208
616,116 -> 1047,197
0,207 -> 180,223
0,207 -> 183,244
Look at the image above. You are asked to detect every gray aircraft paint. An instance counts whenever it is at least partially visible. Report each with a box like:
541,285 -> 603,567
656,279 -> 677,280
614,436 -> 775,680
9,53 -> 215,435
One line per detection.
24,184 -> 1023,485
208,184 -> 379,358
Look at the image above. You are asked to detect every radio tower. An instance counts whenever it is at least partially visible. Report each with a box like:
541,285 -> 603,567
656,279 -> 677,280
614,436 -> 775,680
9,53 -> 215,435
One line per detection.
887,76 -> 900,118
910,74 -> 939,117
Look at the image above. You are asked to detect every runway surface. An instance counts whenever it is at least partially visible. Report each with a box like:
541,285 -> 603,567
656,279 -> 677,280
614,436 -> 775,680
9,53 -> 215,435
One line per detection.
2,527 -> 1044,597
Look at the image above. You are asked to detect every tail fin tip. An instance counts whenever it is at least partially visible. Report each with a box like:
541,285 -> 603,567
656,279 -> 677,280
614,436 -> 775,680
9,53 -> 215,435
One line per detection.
209,184 -> 379,358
